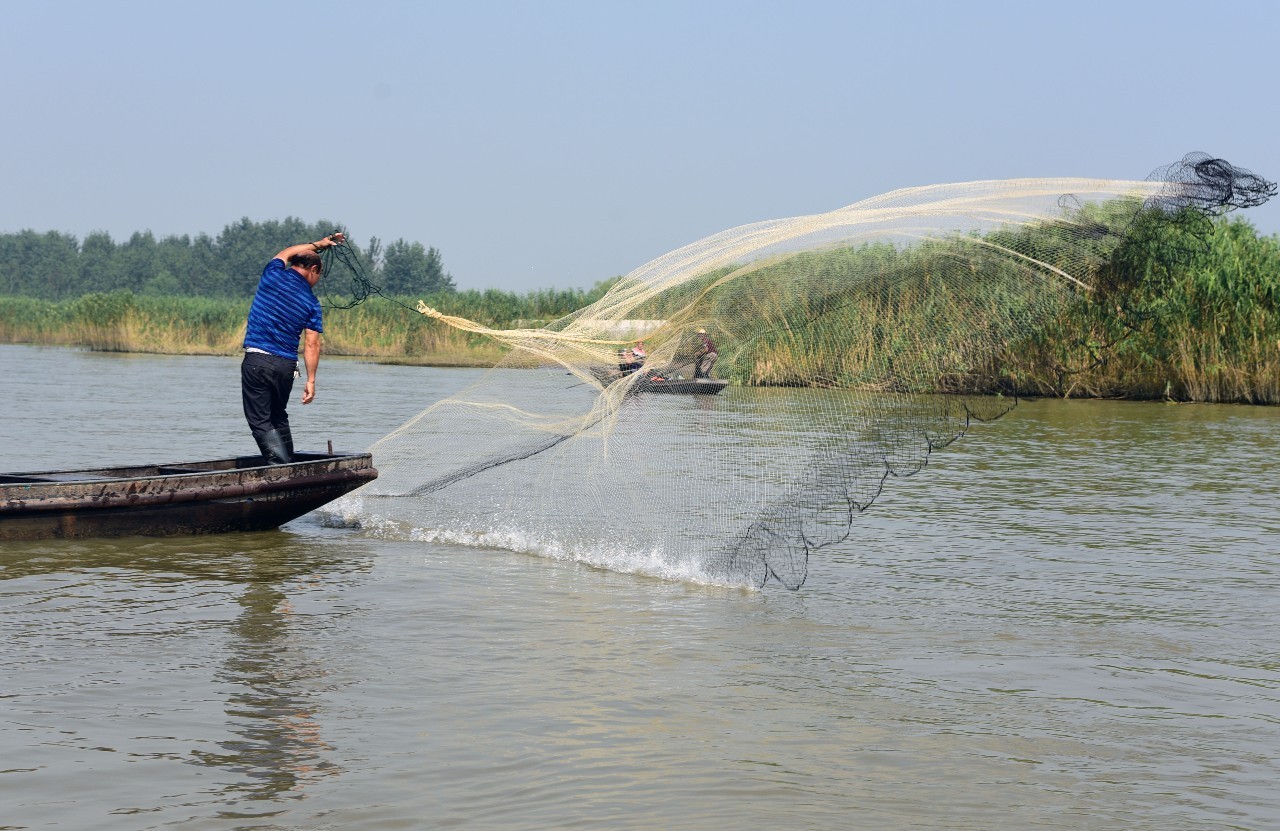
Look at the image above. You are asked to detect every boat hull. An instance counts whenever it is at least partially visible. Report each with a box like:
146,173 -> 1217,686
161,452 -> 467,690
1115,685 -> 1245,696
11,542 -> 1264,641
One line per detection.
589,367 -> 727,395
633,378 -> 727,394
0,452 -> 377,540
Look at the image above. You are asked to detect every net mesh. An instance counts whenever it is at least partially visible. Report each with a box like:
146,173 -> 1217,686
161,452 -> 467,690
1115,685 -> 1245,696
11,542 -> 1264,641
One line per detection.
333,153 -> 1273,589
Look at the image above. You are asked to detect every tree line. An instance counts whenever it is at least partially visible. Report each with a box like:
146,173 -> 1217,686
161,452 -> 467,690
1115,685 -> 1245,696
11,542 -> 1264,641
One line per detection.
0,217 -> 456,300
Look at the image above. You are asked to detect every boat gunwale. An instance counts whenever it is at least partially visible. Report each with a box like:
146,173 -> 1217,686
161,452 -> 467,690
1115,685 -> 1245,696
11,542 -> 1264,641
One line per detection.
1,452 -> 372,484
1,453 -> 377,514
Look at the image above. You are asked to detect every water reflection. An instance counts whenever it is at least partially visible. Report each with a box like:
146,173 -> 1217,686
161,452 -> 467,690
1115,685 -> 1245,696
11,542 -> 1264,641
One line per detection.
0,529 -> 363,808
0,531 -> 349,584
193,578 -> 339,803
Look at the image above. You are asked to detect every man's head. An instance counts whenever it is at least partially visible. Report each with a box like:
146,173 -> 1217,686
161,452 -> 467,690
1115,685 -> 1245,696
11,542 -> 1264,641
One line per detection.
288,251 -> 324,286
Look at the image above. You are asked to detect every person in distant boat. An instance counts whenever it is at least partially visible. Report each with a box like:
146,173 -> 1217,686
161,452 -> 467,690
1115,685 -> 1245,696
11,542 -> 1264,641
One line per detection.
241,232 -> 345,464
617,347 -> 634,374
693,328 -> 718,379
619,340 -> 647,375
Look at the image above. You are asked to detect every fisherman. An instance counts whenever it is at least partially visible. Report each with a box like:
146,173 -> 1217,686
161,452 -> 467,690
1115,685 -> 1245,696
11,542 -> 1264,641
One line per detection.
693,328 -> 718,379
617,346 -> 636,375
619,340 -> 647,375
241,232 -> 345,464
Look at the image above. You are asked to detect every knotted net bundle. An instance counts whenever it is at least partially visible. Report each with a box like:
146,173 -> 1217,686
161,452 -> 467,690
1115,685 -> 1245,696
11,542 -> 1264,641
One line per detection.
340,154 -> 1273,589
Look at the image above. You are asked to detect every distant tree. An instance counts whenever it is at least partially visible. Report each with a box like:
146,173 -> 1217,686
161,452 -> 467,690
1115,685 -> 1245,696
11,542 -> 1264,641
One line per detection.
43,231 -> 82,298
0,235 -> 15,295
381,238 -> 455,295
0,218 -> 450,300
141,269 -> 181,295
110,231 -> 158,293
1,230 -> 81,299
79,231 -> 117,294
189,232 -> 220,290
586,276 -> 621,304
215,217 -> 342,296
363,235 -> 384,278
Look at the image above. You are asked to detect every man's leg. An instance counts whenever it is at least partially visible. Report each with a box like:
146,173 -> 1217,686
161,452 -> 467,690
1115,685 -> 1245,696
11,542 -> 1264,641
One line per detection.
269,370 -> 295,460
242,353 -> 293,464
696,352 -> 717,379
242,354 -> 274,438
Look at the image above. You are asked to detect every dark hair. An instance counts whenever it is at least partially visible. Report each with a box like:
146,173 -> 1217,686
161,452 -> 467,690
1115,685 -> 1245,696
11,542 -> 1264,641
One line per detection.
288,251 -> 322,270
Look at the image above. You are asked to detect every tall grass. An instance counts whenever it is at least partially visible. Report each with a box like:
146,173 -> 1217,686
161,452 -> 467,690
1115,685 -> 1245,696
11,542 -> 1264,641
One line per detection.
993,217 -> 1280,403
0,292 -> 245,354
0,287 -> 584,365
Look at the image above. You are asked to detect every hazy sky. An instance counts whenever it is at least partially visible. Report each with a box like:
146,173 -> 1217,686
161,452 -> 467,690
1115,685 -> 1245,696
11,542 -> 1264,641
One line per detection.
4,0 -> 1278,291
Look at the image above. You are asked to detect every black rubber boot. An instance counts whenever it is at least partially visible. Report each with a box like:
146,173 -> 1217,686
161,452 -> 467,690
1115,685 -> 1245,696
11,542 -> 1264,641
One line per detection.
254,428 -> 292,465
277,425 -> 295,460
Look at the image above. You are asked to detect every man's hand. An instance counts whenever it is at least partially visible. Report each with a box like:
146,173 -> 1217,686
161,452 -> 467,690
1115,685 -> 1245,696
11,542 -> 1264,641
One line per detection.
276,233 -> 346,263
302,378 -> 316,405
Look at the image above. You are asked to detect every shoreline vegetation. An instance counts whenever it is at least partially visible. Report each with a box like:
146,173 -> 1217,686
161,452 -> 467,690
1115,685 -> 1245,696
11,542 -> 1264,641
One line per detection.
2,216 -> 1277,404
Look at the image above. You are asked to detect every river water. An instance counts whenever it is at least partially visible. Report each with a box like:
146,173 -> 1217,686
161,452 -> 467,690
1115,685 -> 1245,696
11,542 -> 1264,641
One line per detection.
1,343 -> 1278,830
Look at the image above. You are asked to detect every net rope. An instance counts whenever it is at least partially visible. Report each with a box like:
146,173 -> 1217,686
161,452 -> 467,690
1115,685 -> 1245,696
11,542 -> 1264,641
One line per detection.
331,153 -> 1273,589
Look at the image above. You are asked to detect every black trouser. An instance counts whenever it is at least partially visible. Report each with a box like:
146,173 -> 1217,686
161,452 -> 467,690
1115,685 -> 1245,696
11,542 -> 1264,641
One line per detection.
241,351 -> 296,437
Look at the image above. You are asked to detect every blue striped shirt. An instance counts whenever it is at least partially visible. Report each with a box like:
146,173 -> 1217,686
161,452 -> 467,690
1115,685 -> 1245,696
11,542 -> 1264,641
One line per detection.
243,259 -> 324,360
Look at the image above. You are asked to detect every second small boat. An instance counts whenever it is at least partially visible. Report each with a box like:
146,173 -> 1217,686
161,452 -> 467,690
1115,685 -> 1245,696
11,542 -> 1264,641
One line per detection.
590,367 -> 727,395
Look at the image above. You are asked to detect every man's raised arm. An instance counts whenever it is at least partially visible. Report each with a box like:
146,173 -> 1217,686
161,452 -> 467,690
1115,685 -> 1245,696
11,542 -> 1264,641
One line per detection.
273,232 -> 346,263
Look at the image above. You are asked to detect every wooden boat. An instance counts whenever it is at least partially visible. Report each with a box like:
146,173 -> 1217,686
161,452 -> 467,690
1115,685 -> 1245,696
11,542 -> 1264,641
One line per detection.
633,376 -> 727,395
0,451 -> 377,540
590,367 -> 728,395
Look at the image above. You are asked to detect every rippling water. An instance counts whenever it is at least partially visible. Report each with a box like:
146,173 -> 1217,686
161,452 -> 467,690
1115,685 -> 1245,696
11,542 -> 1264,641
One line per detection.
2,344 -> 1278,830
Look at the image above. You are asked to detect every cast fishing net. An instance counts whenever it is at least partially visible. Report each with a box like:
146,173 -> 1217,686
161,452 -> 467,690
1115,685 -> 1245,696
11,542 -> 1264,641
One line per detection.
337,153 -> 1273,589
